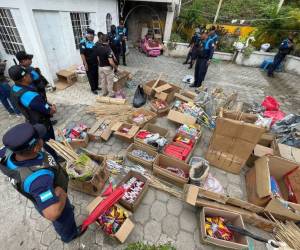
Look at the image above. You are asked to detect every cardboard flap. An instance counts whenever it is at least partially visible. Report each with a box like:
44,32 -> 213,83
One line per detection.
253,144 -> 274,157
278,143 -> 300,163
184,184 -> 199,206
265,199 -> 300,221
114,218 -> 135,243
111,121 -> 123,131
154,84 -> 172,93
255,157 -> 271,198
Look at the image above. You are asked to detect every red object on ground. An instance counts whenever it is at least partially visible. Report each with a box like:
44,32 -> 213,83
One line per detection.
81,186 -> 126,232
164,142 -> 193,161
264,110 -> 285,125
136,130 -> 152,139
261,96 -> 280,111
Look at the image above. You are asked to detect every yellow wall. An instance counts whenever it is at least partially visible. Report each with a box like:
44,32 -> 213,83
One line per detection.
210,24 -> 256,37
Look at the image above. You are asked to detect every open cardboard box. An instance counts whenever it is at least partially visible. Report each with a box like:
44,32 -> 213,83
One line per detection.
167,109 -> 197,126
117,170 -> 149,212
128,108 -> 157,128
200,207 -> 248,249
273,142 -> 300,164
174,90 -> 197,103
134,123 -> 169,151
149,99 -> 170,117
87,119 -> 112,142
86,196 -> 134,243
113,69 -> 131,92
246,155 -> 300,221
69,134 -> 89,149
126,143 -> 158,169
68,151 -> 109,196
153,154 -> 190,187
111,122 -> 140,143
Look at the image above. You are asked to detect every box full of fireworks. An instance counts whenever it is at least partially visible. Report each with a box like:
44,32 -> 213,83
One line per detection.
163,124 -> 201,163
200,207 -> 248,249
60,124 -> 89,149
153,154 -> 190,187
68,150 -> 109,196
111,122 -> 140,143
117,170 -> 149,212
126,143 -> 158,169
128,108 -> 157,128
149,99 -> 170,117
86,196 -> 135,243
87,119 -> 113,142
134,123 -> 169,152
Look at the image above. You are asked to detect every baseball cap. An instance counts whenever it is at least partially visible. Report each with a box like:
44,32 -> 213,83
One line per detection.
86,28 -> 95,35
8,65 -> 29,81
3,123 -> 46,152
15,51 -> 33,62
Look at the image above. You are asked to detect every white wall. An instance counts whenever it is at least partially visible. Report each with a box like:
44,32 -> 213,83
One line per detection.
0,0 -> 119,85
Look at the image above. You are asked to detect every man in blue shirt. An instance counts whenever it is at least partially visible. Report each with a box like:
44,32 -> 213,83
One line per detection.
190,32 -> 214,88
108,25 -> 122,65
8,65 -> 56,156
268,33 -> 296,77
117,20 -> 128,66
0,123 -> 84,242
80,28 -> 99,94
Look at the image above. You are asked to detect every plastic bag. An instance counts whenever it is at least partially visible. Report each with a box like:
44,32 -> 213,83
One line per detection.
133,85 -> 146,108
255,115 -> 272,129
264,110 -> 285,125
203,173 -> 225,194
261,96 -> 280,111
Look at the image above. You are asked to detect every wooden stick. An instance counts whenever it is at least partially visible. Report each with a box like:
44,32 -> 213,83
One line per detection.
151,73 -> 162,90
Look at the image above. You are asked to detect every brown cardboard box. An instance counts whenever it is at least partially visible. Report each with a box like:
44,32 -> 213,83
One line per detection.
128,108 -> 157,128
69,151 -> 109,196
86,196 -> 134,243
111,122 -> 140,143
56,69 -> 77,90
206,110 -> 265,174
246,156 -> 300,221
113,70 -> 131,92
134,123 -> 169,151
200,207 -> 248,249
126,143 -> 158,169
153,154 -> 190,187
149,99 -> 170,117
117,170 -> 149,212
174,90 -> 197,103
273,142 -> 300,164
167,109 -> 197,126
69,135 -> 89,149
87,119 -> 112,142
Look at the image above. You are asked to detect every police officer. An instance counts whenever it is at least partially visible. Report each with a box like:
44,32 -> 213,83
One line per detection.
117,20 -> 128,66
108,25 -> 122,65
8,65 -> 56,156
268,33 -> 296,77
190,32 -> 214,88
183,28 -> 201,69
80,28 -> 99,94
0,123 -> 84,242
208,26 -> 219,48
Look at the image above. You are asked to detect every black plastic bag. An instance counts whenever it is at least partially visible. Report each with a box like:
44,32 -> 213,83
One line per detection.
133,85 -> 146,108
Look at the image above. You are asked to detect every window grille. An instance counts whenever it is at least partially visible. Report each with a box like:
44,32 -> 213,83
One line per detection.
70,12 -> 90,49
0,8 -> 24,55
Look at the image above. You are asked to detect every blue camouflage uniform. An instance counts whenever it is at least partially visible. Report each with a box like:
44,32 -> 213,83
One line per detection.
117,26 -> 128,65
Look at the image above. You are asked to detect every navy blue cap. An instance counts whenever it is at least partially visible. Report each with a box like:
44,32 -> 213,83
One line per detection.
3,123 -> 46,152
8,65 -> 29,81
15,51 -> 33,62
86,28 -> 95,35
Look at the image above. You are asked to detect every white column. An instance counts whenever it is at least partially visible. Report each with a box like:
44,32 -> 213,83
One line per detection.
163,5 -> 175,42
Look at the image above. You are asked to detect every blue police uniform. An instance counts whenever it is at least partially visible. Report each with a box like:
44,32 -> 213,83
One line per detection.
268,38 -> 294,76
79,38 -> 99,91
117,26 -> 128,65
184,32 -> 201,68
0,123 -> 78,243
193,37 -> 214,87
27,66 -> 48,101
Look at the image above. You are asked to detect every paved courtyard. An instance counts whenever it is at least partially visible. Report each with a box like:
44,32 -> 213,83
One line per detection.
0,49 -> 299,250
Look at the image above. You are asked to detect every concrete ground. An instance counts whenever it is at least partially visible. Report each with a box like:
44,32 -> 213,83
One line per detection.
0,49 -> 299,250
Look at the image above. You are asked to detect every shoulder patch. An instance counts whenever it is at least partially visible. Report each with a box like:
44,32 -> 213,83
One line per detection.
39,189 -> 53,202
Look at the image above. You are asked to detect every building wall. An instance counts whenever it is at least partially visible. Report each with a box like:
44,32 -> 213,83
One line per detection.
0,0 -> 118,85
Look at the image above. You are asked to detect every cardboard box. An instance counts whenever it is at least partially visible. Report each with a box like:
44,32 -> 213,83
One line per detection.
111,122 -> 140,143
206,110 -> 265,174
56,69 -> 77,90
200,207 -> 248,249
69,151 -> 109,196
149,99 -> 170,117
246,156 -> 300,221
113,70 -> 131,92
134,123 -> 169,151
153,154 -> 190,187
273,142 -> 300,164
128,108 -> 157,128
86,196 -> 134,243
167,109 -> 197,126
87,119 -> 112,142
174,90 -> 197,103
117,170 -> 149,212
126,143 -> 158,169
69,135 -> 89,149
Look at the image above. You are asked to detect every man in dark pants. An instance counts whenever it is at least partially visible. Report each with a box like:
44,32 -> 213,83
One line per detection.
117,20 -> 128,66
0,123 -> 84,243
8,65 -> 56,156
108,25 -> 122,65
190,32 -> 214,88
80,28 -> 99,94
183,28 -> 201,69
268,34 -> 295,77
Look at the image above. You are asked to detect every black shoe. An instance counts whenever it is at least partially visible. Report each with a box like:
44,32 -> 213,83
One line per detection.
123,63 -> 127,66
96,87 -> 102,91
267,73 -> 274,78
92,90 -> 98,95
188,65 -> 193,69
189,84 -> 199,88
51,120 -> 58,126
183,61 -> 188,65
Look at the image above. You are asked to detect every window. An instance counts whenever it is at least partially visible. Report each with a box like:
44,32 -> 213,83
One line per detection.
0,8 -> 24,55
106,13 -> 112,33
70,12 -> 90,49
